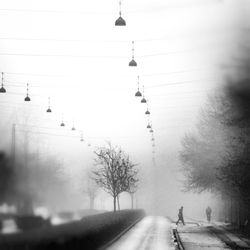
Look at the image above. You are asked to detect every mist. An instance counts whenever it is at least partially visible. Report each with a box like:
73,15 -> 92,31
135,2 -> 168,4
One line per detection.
0,0 -> 249,232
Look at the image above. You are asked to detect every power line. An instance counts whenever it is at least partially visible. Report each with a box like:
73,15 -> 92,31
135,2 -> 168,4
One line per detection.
2,78 -> 217,90
0,8 -> 114,15
141,67 -> 211,77
5,72 -> 67,78
17,123 -> 83,133
0,36 -> 168,43
0,1 -> 223,15
0,46 -> 217,59
16,128 -> 150,140
1,91 -> 47,98
17,129 -> 81,139
3,66 -> 213,79
0,52 -> 126,58
146,78 -> 218,88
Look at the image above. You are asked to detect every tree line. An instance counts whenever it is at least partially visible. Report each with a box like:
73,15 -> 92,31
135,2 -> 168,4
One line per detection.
179,68 -> 250,227
0,151 -> 67,214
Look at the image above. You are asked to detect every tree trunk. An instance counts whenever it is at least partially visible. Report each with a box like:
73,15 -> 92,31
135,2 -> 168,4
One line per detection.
130,193 -> 134,209
90,197 -> 94,209
117,195 -> 120,210
230,196 -> 233,224
113,195 -> 116,212
237,199 -> 240,228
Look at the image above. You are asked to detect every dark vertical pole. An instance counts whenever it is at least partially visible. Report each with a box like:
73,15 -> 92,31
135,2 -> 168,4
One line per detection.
230,195 -> 233,224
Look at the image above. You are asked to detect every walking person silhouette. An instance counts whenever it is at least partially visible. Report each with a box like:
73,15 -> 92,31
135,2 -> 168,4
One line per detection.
176,206 -> 185,225
206,206 -> 212,222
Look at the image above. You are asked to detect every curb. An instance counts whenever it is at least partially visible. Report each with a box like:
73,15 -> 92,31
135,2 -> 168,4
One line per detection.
208,226 -> 250,249
173,228 -> 185,250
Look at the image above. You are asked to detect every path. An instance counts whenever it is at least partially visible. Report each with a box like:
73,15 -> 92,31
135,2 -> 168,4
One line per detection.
106,216 -> 175,250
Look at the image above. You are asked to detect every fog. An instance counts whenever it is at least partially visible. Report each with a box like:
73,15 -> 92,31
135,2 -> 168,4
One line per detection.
0,0 -> 248,223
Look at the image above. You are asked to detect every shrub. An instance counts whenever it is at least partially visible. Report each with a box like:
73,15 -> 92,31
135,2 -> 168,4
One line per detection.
0,209 -> 145,250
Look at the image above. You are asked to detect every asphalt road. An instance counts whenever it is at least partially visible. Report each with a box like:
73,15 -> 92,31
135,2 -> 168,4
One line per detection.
106,216 -> 175,250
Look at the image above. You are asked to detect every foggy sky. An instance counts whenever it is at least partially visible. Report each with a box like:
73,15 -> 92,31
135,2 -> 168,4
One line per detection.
0,0 -> 246,217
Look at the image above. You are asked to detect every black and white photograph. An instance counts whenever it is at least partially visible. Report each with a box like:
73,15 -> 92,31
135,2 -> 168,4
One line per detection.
0,0 -> 250,249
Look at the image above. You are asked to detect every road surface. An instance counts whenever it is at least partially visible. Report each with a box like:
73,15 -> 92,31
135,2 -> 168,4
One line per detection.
106,216 -> 175,250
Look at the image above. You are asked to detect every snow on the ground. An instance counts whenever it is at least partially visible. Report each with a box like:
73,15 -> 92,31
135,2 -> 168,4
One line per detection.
107,216 -> 175,250
176,223 -> 230,250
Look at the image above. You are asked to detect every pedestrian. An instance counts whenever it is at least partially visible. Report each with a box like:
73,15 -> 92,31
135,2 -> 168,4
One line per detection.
176,206 -> 185,225
206,206 -> 212,222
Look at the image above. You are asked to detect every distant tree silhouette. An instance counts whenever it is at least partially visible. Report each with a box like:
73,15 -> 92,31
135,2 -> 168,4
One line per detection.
92,143 -> 138,211
180,76 -> 250,226
82,168 -> 99,209
0,152 -> 16,204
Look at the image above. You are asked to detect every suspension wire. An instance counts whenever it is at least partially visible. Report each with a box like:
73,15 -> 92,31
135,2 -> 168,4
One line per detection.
3,77 -> 216,90
16,128 -> 151,139
0,36 -> 169,43
26,83 -> 29,96
1,91 -> 49,98
132,41 -> 135,59
119,0 -> 122,16
17,123 -> 80,132
1,72 -> 4,87
4,71 -> 67,77
0,52 -> 127,58
141,67 -> 211,77
17,129 -> 80,138
0,45 -> 219,58
48,97 -> 51,108
2,66 -> 214,80
145,78 -> 218,88
0,8 -> 114,15
0,1 -> 223,15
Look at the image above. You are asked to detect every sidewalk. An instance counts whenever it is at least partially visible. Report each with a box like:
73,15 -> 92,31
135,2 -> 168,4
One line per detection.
174,221 -> 250,250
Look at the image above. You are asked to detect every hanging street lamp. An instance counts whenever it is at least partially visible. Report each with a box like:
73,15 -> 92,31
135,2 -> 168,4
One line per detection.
129,41 -> 137,66
46,97 -> 52,112
115,1 -> 126,26
145,102 -> 150,115
24,83 -> 31,101
71,120 -> 76,131
80,133 -> 84,142
0,72 -> 6,93
135,76 -> 142,97
141,85 -> 147,103
60,114 -> 65,127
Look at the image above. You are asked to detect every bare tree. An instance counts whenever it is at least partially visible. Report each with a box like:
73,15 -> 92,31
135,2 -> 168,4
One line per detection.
127,179 -> 138,209
92,143 -> 138,211
120,156 -> 138,209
